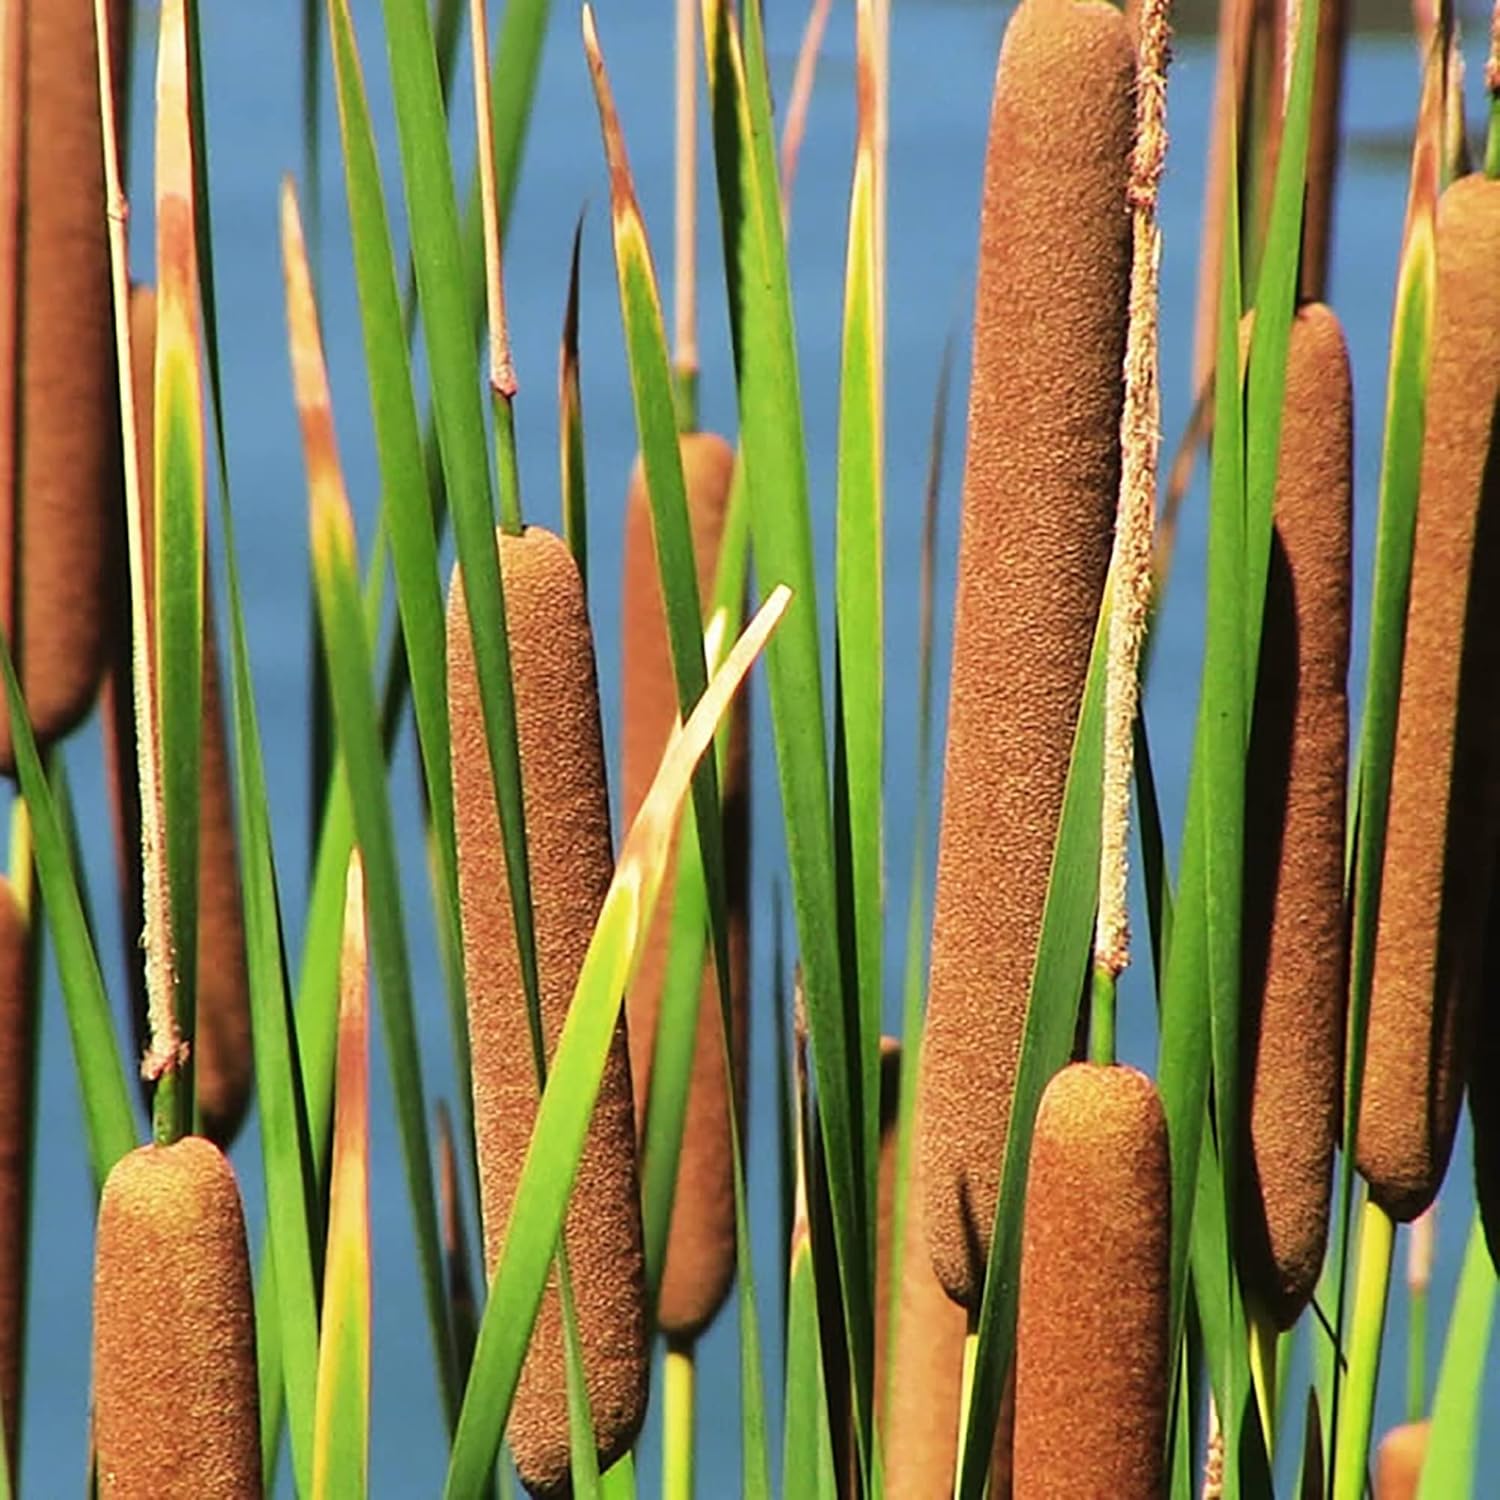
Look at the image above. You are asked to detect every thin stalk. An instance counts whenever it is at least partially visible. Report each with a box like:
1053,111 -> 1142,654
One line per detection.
662,1344 -> 695,1500
1405,1205 -> 1435,1422
673,0 -> 698,430
1487,2 -> 1500,177
1088,964 -> 1117,1067
93,0 -> 184,1131
1247,1312 -> 1277,1465
471,0 -> 522,535
951,1331 -> 978,1500
1332,1199 -> 1395,1500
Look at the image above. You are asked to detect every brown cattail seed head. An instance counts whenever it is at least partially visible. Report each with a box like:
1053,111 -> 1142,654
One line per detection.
1374,1420 -> 1429,1500
619,431 -> 748,1342
92,1137 -> 261,1496
0,0 -> 126,771
1238,303 -> 1351,1328
1013,1063 -> 1170,1498
919,0 -> 1133,1308
1358,174 -> 1500,1222
102,285 -> 252,1146
449,526 -> 648,1494
0,877 -> 29,1474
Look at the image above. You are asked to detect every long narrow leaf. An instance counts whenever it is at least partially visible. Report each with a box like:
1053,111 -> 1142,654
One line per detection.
312,852 -> 373,1499
699,2 -> 871,1469
284,182 -> 460,1423
154,4 -> 204,1125
835,0 -> 885,1306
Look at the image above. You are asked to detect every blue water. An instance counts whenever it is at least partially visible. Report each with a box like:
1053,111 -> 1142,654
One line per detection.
12,1 -> 1498,1493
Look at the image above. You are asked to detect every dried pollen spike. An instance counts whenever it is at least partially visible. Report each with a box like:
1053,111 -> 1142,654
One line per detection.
1012,1062 -> 1170,1499
917,0 -> 1134,1309
1358,173 -> 1500,1222
0,0 -> 127,771
101,284 -> 252,1146
92,1136 -> 261,1498
448,525 -> 649,1496
0,876 -> 29,1474
1238,302 -> 1352,1328
619,429 -> 748,1341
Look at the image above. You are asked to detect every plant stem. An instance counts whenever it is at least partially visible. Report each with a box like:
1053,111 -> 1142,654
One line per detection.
951,1330 -> 978,1500
1331,1199 -> 1394,1500
673,0 -> 697,426
1247,1309 -> 1277,1465
1088,962 -> 1117,1067
1486,3 -> 1500,179
662,1342 -> 695,1500
470,0 -> 523,535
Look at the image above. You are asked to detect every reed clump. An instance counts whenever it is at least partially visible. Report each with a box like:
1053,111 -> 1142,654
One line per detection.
620,430 -> 747,1342
101,284 -> 251,1147
918,0 -> 1134,1309
1011,1062 -> 1169,1497
91,1135 -> 261,1497
1358,173 -> 1500,1222
0,875 -> 28,1476
448,524 -> 649,1495
1238,301 -> 1352,1326
1374,1420 -> 1429,1500
0,0 -> 126,771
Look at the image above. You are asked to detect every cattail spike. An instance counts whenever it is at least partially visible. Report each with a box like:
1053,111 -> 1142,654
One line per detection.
92,1137 -> 262,1496
1238,303 -> 1351,1327
449,525 -> 648,1494
620,431 -> 746,1341
1374,1421 -> 1429,1500
1012,1063 -> 1170,1495
919,0 -> 1134,1308
1358,174 -> 1500,1222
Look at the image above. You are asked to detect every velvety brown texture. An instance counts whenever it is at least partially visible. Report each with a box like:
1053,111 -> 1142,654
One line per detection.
1012,1064 -> 1170,1499
917,0 -> 1133,1309
449,527 -> 648,1496
1238,304 -> 1351,1328
0,879 -> 29,1475
619,431 -> 748,1341
92,1137 -> 261,1497
875,1042 -> 1010,1497
1374,1420 -> 1428,1500
0,0 -> 127,771
1358,175 -> 1500,1222
98,285 -> 252,1145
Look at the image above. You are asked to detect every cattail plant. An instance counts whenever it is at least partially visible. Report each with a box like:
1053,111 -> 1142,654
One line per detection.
1011,1063 -> 1170,1496
1357,173 -> 1500,1222
91,1134 -> 262,1496
448,526 -> 650,1495
1237,301 -> 1352,1327
0,0 -> 127,770
620,0 -> 748,1360
917,0 -> 1135,1310
621,424 -> 746,1344
101,283 -> 252,1147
